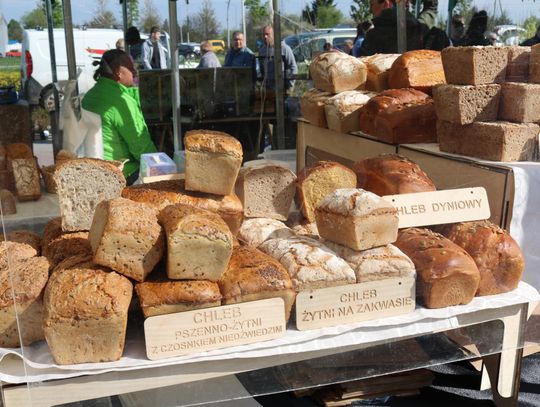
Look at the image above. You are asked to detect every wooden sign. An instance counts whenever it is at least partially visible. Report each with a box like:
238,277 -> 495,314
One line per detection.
383,187 -> 490,228
144,298 -> 286,360
296,278 -> 415,331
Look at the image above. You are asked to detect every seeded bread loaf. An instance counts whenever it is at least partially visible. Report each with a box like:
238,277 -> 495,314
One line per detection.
43,267 -> 132,364
315,188 -> 398,251
530,44 -> 540,83
52,253 -> 112,274
11,158 -> 41,201
309,52 -> 367,93
353,154 -> 436,196
43,231 -> 93,269
235,164 -> 296,221
387,50 -> 446,94
158,204 -> 233,281
135,279 -> 222,318
184,130 -> 243,195
238,218 -> 294,247
296,161 -> 357,223
506,46 -> 530,82
0,241 -> 37,268
0,189 -> 16,214
42,217 -> 63,249
360,53 -> 400,92
432,84 -> 501,124
324,242 -> 415,283
436,221 -> 524,296
0,230 -> 41,254
89,198 -> 164,282
499,82 -> 540,123
220,245 -> 296,321
0,256 -> 49,347
122,179 -> 244,235
437,120 -> 540,162
441,46 -> 508,85
300,88 -> 332,127
54,158 -> 126,232
324,90 -> 376,133
394,228 -> 480,308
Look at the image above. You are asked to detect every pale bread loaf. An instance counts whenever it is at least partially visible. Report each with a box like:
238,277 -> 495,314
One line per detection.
43,267 -> 132,364
259,236 -> 356,291
11,158 -> 41,201
309,52 -> 367,93
235,164 -> 296,221
238,218 -> 294,247
89,198 -> 164,282
315,188 -> 398,251
54,158 -> 126,232
159,204 -> 233,281
360,53 -> 400,92
220,246 -> 296,321
300,88 -> 332,127
324,90 -> 376,134
184,130 -> 243,195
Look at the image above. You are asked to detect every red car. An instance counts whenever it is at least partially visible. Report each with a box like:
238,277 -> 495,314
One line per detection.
5,50 -> 21,57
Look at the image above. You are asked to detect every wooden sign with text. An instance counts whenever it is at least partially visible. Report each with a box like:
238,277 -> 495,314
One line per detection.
383,187 -> 490,228
295,278 -> 415,331
144,298 -> 286,360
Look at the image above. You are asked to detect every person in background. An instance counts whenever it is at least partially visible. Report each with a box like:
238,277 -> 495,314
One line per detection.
456,10 -> 490,46
352,20 -> 373,57
141,26 -> 168,70
115,38 -> 125,51
521,25 -> 540,46
198,41 -> 221,68
450,15 -> 465,45
224,31 -> 255,67
82,50 -> 157,185
259,24 -> 297,94
343,39 -> 354,55
486,32 -> 499,46
125,26 -> 144,67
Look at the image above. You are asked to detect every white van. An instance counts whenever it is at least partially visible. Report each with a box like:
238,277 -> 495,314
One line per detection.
20,27 -> 124,110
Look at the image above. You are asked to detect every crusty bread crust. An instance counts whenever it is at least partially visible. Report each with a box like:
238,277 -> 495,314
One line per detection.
387,50 -> 446,94
184,130 -> 243,157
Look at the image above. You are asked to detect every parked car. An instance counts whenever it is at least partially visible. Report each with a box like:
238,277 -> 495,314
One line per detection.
177,42 -> 201,58
286,28 -> 356,63
209,39 -> 225,53
493,25 -> 527,45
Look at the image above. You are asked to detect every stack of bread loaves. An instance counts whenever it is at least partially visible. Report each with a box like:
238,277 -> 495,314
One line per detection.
301,52 -> 373,133
436,45 -> 540,161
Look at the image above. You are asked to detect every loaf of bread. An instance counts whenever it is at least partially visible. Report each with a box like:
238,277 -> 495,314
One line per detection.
437,120 -> 540,162
0,189 -> 16,214
309,52 -> 367,93
499,82 -> 540,123
158,204 -> 233,281
52,253 -> 112,274
359,88 -> 437,144
11,158 -> 41,201
220,246 -> 296,321
296,161 -> 357,223
324,90 -> 376,133
0,171 -> 15,194
353,154 -> 436,196
122,179 -> 244,236
394,228 -> 480,308
184,130 -> 243,195
530,44 -> 540,83
259,236 -> 356,291
506,46 -> 530,82
291,221 -> 319,239
43,268 -> 132,364
0,256 -> 49,347
135,279 -> 222,318
387,50 -> 446,94
43,231 -> 93,269
235,164 -> 296,221
324,242 -> 415,283
238,218 -> 294,247
42,217 -> 63,249
441,46 -> 508,85
432,84 -> 501,124
54,158 -> 126,232
89,198 -> 164,282
436,221 -> 524,296
1,230 -> 41,254
0,241 -> 37,268
360,53 -> 400,92
300,88 -> 332,127
315,188 -> 398,251
6,143 -> 33,160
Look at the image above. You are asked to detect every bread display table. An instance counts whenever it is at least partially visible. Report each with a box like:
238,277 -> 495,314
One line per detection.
0,283 -> 538,407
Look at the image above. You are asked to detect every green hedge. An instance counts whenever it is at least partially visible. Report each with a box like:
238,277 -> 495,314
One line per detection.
0,71 -> 21,91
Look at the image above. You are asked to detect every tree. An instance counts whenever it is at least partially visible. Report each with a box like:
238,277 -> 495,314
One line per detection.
349,0 -> 372,23
127,0 -> 139,28
87,0 -> 119,28
21,0 -> 64,28
523,15 -> 540,39
302,0 -> 336,27
8,19 -> 23,42
139,0 -> 161,33
245,0 -> 270,50
316,6 -> 343,29
487,9 -> 513,33
191,0 -> 220,42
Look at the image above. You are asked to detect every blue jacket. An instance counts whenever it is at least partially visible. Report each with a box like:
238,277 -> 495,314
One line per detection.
224,47 -> 255,67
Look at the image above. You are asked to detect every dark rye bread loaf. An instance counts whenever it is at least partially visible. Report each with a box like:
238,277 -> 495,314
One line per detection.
394,228 -> 480,308
441,46 -> 508,85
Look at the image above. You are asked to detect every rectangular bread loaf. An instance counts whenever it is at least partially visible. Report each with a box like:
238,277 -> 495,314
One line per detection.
441,46 -> 508,85
387,50 -> 446,94
309,52 -> 367,93
300,88 -> 332,127
529,44 -> 540,83
360,53 -> 400,92
437,120 -> 540,162
499,82 -> 540,123
432,84 -> 501,124
506,46 -> 530,82
324,90 -> 375,134
11,158 -> 41,201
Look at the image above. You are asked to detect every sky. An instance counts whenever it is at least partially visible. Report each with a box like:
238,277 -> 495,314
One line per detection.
1,0 -> 538,31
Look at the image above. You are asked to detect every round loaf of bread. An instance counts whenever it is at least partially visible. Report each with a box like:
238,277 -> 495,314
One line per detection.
1,230 -> 42,255
436,220 -> 524,296
43,231 -> 92,268
353,154 -> 436,196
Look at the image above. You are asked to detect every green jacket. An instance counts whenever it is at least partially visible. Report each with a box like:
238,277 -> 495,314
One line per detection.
81,77 -> 157,177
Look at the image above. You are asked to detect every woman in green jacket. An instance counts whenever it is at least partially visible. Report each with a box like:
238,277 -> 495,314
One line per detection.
82,49 -> 157,184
